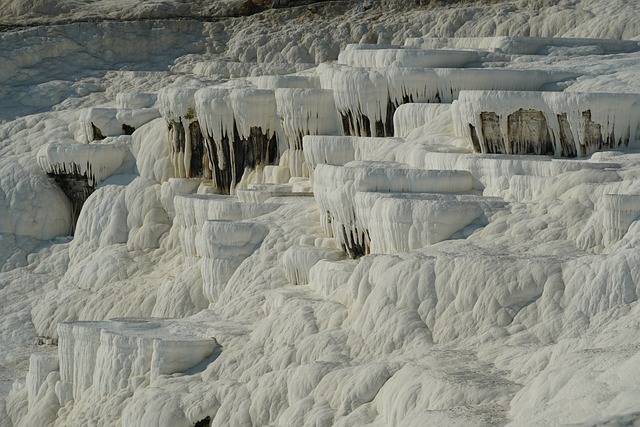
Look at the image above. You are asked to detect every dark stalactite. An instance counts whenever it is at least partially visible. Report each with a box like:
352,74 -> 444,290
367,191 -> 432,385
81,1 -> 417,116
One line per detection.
581,110 -> 604,156
168,120 -> 208,179
48,171 -> 95,236
203,120 -> 280,194
339,96 -> 428,138
193,416 -> 211,427
204,132 -> 228,195
469,124 -> 481,152
507,109 -> 554,155
169,121 -> 185,157
557,113 -> 577,157
340,111 -> 353,136
479,112 -> 505,154
189,121 -> 205,178
341,225 -> 368,259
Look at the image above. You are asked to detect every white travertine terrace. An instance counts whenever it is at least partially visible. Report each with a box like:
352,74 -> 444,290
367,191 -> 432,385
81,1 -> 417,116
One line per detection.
303,135 -> 404,180
115,92 -> 157,110
313,162 -> 474,256
319,63 -> 576,137
55,319 -> 216,403
602,194 -> 640,246
354,192 -> 506,253
197,220 -> 268,302
337,44 -> 481,68
248,75 -> 320,89
173,193 -> 278,259
115,108 -> 161,130
393,103 -> 453,137
281,245 -> 343,286
405,36 -> 640,55
78,107 -> 122,142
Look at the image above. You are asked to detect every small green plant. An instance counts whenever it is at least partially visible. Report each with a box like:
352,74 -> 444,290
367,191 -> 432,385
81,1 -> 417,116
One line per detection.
184,107 -> 196,121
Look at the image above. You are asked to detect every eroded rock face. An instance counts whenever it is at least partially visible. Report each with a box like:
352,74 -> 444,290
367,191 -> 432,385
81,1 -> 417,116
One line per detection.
556,113 -> 578,157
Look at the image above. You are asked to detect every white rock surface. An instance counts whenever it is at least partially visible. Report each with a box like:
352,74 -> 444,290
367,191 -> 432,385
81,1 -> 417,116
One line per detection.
3,0 -> 640,426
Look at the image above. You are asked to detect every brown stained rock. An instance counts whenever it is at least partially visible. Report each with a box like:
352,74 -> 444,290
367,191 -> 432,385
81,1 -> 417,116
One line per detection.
557,113 -> 577,157
479,112 -> 505,154
581,109 -> 604,156
507,109 -> 554,155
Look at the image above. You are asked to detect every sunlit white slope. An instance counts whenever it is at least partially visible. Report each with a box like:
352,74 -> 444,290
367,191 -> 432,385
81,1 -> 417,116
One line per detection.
0,115 -> 77,245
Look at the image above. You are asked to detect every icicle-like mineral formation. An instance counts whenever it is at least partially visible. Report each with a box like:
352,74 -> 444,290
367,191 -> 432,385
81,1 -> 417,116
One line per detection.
158,87 -> 207,179
275,88 -> 340,177
453,91 -> 640,157
195,87 -> 283,193
319,62 -> 575,137
36,139 -> 129,233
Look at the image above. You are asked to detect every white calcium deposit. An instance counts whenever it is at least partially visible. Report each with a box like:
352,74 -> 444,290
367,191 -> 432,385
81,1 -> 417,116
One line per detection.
2,0 -> 640,426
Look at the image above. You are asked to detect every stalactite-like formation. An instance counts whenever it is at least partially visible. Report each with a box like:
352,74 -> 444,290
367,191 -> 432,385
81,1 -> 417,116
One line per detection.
320,62 -> 574,139
36,141 -> 128,235
454,91 -> 640,157
166,119 -> 207,179
49,170 -> 94,235
195,87 -> 282,193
